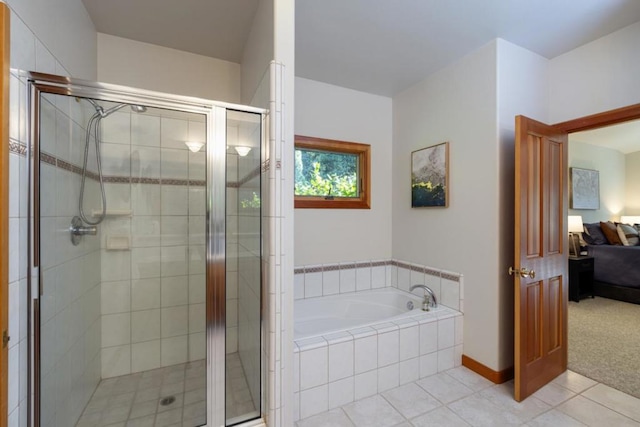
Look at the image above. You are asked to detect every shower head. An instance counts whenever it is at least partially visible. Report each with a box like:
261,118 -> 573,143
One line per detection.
85,98 -> 147,117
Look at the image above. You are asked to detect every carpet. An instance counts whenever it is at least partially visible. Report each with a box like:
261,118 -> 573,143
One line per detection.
568,296 -> 640,399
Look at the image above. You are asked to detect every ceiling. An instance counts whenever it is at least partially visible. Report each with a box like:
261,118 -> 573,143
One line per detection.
82,0 -> 640,96
571,120 -> 640,154
81,0 -> 259,63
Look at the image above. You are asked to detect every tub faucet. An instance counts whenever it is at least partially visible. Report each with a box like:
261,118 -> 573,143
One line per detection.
409,284 -> 438,311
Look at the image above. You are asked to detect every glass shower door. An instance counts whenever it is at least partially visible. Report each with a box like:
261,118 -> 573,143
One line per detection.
31,73 -> 265,427
36,90 -> 209,427
225,110 -> 263,425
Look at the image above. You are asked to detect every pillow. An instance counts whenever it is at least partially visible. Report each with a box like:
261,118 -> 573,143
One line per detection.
617,223 -> 640,246
582,223 -> 608,245
634,224 -> 640,234
600,221 -> 622,245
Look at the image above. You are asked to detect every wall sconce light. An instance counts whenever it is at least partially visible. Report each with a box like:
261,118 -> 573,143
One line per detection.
234,146 -> 251,156
184,141 -> 204,153
568,215 -> 584,257
620,216 -> 640,225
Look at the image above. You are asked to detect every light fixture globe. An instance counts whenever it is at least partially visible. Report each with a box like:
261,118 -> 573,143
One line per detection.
234,146 -> 252,156
185,141 -> 204,153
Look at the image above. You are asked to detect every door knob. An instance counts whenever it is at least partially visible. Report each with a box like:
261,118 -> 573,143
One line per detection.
509,267 -> 536,279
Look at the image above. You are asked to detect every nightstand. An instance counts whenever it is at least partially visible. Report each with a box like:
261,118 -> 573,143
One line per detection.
569,256 -> 595,302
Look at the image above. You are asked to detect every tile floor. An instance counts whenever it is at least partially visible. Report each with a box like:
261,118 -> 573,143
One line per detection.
296,367 -> 640,427
76,353 -> 256,426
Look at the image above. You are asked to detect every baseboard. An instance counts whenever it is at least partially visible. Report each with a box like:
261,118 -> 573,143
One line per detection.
462,355 -> 514,384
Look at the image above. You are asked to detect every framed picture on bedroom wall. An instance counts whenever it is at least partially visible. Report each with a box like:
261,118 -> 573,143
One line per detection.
570,167 -> 600,209
411,142 -> 449,208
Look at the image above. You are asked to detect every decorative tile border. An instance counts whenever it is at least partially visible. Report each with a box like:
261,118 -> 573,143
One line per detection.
21,147 -> 249,189
294,259 -> 461,282
9,141 -> 27,156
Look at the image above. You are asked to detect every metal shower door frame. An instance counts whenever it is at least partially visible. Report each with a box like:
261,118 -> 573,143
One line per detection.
25,71 -> 266,427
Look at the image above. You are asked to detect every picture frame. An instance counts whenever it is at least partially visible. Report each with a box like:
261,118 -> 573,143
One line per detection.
570,167 -> 599,210
411,142 -> 449,208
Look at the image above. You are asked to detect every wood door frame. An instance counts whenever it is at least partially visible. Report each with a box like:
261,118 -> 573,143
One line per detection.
554,103 -> 640,133
0,4 -> 10,427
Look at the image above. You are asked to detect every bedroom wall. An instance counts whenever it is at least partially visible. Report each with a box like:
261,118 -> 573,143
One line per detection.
548,20 -> 640,123
568,141 -> 626,223
626,151 -> 640,216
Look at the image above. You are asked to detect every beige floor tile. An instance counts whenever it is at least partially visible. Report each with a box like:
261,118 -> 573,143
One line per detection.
532,382 -> 576,406
557,395 -> 640,427
416,373 -> 473,404
478,382 -> 550,423
552,371 -> 597,394
582,383 -> 640,422
342,395 -> 405,427
296,408 -> 355,427
448,395 -> 521,426
527,409 -> 587,427
410,406 -> 471,426
382,383 -> 441,419
444,367 -> 494,392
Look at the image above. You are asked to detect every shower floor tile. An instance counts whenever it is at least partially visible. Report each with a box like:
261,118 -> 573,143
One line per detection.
76,353 -> 256,426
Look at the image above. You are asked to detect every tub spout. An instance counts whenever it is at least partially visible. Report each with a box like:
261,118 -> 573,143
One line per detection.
409,284 -> 437,310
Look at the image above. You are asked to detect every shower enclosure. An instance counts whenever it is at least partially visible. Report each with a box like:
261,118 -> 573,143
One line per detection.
28,72 -> 264,427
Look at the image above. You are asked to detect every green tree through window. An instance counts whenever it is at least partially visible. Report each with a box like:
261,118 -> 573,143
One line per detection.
294,135 -> 370,209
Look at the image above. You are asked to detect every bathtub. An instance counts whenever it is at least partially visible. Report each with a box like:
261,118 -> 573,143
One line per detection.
295,288 -> 443,340
293,287 -> 463,420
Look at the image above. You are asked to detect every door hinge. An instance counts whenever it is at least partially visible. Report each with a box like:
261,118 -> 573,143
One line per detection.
2,330 -> 9,349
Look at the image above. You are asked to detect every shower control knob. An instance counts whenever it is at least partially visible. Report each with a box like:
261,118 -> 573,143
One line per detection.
70,216 -> 97,246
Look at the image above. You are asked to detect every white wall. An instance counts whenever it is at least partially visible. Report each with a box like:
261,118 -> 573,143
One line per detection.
568,141 -> 626,223
393,42 -> 501,369
6,0 -> 96,79
496,39 -> 550,370
295,77 -> 393,266
625,151 -> 640,215
549,21 -> 640,123
240,0 -> 274,105
97,33 -> 241,103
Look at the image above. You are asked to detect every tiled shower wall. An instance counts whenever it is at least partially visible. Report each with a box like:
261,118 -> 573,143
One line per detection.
8,7 -> 96,426
96,109 -> 208,378
38,93 -> 103,427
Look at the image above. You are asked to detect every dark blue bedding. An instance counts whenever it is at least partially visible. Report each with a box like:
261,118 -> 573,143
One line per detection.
586,245 -> 640,289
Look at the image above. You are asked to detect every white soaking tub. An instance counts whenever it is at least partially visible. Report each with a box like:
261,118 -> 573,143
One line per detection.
294,287 -> 445,340
293,287 -> 463,420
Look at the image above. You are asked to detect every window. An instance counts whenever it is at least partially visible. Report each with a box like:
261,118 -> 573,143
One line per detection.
294,135 -> 370,209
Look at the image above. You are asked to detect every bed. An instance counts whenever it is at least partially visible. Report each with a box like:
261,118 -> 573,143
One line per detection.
581,221 -> 640,304
585,241 -> 640,305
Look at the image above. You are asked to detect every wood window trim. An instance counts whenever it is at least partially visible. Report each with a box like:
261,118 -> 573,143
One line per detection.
294,135 -> 371,209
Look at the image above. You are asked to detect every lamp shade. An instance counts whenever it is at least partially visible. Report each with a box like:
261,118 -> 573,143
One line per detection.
568,215 -> 584,233
620,216 -> 640,225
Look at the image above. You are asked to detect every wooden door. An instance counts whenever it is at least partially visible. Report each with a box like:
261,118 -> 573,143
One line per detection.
513,115 -> 568,401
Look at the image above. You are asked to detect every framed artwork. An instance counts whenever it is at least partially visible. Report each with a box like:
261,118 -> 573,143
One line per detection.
570,167 -> 599,209
411,142 -> 449,208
